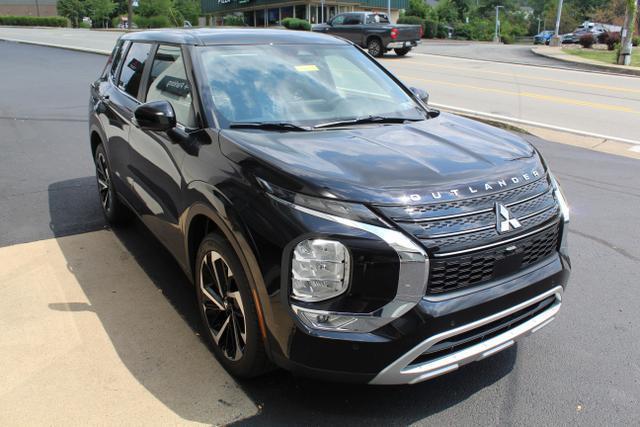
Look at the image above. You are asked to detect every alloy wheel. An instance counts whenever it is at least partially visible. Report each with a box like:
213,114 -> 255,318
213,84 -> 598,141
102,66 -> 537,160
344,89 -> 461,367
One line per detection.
200,251 -> 247,361
95,152 -> 111,212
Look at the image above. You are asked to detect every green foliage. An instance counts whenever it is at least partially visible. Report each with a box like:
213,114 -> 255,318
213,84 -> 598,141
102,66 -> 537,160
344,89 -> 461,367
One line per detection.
454,17 -> 493,41
281,17 -> 311,31
79,20 -> 91,28
86,0 -> 116,27
633,36 -> 639,47
436,0 -> 459,24
137,0 -> 172,18
406,0 -> 435,20
134,14 -> 171,27
174,0 -> 200,25
0,15 -> 69,27
222,15 -> 245,26
112,16 -> 121,27
57,0 -> 84,27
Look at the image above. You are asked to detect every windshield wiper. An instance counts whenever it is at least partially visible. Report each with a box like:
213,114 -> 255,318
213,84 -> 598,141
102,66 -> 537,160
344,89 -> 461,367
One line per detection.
314,115 -> 422,129
229,122 -> 310,132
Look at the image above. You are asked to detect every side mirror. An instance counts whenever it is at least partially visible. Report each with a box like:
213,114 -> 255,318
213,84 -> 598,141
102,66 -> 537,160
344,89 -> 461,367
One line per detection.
133,100 -> 176,132
410,87 -> 429,105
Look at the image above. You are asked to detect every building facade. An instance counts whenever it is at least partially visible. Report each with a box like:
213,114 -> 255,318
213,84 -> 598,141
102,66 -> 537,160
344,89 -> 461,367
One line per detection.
0,0 -> 57,16
201,0 -> 408,27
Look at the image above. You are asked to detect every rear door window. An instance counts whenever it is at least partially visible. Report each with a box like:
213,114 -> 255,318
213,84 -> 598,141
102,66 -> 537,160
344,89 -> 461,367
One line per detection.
118,42 -> 152,98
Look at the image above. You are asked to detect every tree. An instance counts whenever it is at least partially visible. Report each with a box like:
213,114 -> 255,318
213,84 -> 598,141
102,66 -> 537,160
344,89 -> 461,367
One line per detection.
173,0 -> 200,24
591,0 -> 627,26
57,0 -> 85,27
87,0 -> 116,27
137,0 -> 172,18
406,0 -> 435,19
436,0 -> 460,24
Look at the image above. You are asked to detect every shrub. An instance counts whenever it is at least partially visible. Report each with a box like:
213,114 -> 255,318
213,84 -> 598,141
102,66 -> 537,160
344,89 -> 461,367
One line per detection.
579,33 -> 595,48
222,14 -> 244,26
502,34 -> 514,44
148,15 -> 170,27
281,17 -> 311,31
423,19 -> 438,38
0,15 -> 69,27
436,23 -> 449,39
602,32 -> 621,51
633,36 -> 639,47
79,20 -> 90,28
133,15 -> 149,27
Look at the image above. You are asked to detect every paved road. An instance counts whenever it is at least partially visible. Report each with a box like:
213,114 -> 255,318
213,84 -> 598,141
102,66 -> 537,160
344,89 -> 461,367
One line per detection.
414,42 -> 567,67
1,41 -> 639,425
2,27 -> 640,144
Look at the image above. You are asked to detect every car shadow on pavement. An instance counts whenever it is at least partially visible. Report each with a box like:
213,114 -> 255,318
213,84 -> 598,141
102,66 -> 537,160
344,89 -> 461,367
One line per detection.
48,176 -> 517,425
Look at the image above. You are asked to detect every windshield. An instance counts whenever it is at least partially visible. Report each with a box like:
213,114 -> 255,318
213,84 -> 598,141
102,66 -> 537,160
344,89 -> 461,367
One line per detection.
197,44 -> 425,128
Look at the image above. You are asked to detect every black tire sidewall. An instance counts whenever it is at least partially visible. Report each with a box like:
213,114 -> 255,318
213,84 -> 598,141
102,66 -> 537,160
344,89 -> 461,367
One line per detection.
394,48 -> 410,56
195,233 -> 264,377
94,144 -> 121,223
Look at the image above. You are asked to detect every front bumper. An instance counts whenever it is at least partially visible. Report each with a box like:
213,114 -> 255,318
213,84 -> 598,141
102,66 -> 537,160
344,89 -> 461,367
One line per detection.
273,252 -> 570,384
371,285 -> 562,384
386,40 -> 419,49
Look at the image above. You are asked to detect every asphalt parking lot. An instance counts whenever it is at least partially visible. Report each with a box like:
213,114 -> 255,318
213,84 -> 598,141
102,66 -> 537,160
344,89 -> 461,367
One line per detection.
1,41 -> 639,425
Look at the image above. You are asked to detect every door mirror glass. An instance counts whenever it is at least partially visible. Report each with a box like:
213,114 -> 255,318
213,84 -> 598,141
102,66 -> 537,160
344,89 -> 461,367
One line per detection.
134,100 -> 176,131
410,87 -> 429,105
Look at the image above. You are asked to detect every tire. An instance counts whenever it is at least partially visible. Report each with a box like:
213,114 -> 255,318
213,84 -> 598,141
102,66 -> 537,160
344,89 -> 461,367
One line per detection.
94,144 -> 130,225
367,38 -> 383,57
394,47 -> 411,56
195,233 -> 270,378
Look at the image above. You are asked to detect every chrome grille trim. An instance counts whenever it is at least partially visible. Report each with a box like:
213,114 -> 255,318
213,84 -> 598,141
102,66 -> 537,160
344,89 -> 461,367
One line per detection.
400,188 -> 551,224
432,220 -> 559,258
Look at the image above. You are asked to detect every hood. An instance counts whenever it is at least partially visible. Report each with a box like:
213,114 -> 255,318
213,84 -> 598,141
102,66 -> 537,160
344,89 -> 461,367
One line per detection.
219,112 -> 545,205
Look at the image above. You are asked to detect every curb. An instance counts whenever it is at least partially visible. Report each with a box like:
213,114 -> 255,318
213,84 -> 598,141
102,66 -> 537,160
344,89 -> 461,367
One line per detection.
0,37 -> 110,55
531,46 -> 640,77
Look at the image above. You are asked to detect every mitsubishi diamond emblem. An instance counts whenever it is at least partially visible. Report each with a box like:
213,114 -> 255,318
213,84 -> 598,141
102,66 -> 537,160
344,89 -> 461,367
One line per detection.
495,203 -> 521,233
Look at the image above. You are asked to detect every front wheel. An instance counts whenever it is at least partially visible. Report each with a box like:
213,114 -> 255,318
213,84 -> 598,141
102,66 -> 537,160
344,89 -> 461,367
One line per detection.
367,38 -> 383,57
195,233 -> 270,378
94,144 -> 130,225
394,47 -> 411,56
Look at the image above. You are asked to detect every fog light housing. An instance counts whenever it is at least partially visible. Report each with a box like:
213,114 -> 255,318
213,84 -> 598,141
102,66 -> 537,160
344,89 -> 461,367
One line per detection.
291,239 -> 350,302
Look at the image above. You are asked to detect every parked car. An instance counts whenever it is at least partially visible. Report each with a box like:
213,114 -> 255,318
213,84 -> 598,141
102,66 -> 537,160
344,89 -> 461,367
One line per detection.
89,29 -> 570,384
533,30 -> 554,45
561,33 -> 575,44
312,12 -> 422,57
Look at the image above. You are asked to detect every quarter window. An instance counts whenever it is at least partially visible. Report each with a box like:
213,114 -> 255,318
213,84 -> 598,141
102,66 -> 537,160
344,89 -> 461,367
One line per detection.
332,15 -> 345,25
110,40 -> 129,79
145,45 -> 197,128
118,42 -> 152,98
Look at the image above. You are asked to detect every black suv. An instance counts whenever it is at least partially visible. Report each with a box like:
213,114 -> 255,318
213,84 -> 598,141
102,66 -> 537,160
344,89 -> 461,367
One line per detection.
89,29 -> 570,384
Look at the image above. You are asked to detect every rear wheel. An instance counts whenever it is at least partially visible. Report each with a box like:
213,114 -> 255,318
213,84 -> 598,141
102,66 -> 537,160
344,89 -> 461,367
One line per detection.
394,47 -> 411,56
195,233 -> 270,378
94,144 -> 130,225
367,38 -> 383,57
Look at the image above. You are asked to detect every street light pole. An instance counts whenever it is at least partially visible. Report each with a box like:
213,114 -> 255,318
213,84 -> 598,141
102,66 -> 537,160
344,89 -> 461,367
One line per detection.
493,6 -> 503,43
550,0 -> 563,46
387,0 -> 391,22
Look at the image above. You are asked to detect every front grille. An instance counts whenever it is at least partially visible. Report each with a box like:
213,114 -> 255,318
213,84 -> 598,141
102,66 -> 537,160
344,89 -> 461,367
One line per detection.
428,224 -> 560,294
373,175 -> 562,294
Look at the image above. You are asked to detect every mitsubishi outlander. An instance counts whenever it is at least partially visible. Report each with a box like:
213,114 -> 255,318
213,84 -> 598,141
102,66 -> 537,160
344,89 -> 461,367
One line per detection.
89,29 -> 570,384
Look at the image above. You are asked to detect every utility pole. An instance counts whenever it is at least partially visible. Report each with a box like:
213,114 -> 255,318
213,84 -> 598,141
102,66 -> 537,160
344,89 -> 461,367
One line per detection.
387,0 -> 391,22
321,0 -> 324,23
493,5 -> 503,43
537,16 -> 542,33
127,0 -> 133,31
550,0 -> 563,46
618,0 -> 638,65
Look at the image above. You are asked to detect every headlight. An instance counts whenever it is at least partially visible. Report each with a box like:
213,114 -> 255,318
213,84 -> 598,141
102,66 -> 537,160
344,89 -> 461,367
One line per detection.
291,239 -> 351,302
550,173 -> 570,222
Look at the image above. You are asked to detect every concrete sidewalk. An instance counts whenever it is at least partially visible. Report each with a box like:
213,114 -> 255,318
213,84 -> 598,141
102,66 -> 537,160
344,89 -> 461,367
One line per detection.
532,46 -> 640,76
0,230 -> 258,425
0,26 -> 117,54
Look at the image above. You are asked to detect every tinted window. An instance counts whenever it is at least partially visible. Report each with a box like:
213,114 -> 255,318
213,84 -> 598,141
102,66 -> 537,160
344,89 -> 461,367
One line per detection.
332,15 -> 345,25
110,40 -> 129,79
118,42 -> 152,98
344,14 -> 362,25
146,45 -> 196,128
